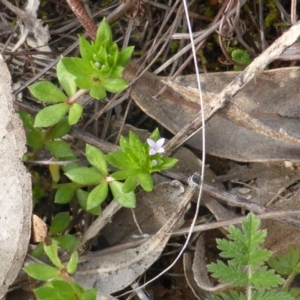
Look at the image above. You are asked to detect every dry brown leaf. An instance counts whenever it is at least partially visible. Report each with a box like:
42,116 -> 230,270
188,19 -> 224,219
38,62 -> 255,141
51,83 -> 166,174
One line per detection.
125,65 -> 300,162
31,215 -> 48,244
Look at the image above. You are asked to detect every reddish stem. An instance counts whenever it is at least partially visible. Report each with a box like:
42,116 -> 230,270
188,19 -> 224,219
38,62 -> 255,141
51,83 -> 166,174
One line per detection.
65,0 -> 97,40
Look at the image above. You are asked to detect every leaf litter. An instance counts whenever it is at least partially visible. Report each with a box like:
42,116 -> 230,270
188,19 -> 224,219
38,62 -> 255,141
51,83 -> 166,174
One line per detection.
3,0 -> 300,298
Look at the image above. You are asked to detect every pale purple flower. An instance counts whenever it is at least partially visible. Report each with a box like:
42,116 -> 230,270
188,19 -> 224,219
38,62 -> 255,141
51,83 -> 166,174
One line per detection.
147,138 -> 165,155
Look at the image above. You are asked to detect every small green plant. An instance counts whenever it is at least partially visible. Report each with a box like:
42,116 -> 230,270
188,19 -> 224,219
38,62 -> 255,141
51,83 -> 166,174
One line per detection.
207,212 -> 295,300
61,129 -> 177,212
231,49 -> 251,71
22,17 -> 178,296
28,18 -> 134,128
24,241 -> 96,300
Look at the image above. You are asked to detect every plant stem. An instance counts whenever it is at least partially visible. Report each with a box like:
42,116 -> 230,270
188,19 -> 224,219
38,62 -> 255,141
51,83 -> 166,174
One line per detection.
246,265 -> 252,300
67,88 -> 88,105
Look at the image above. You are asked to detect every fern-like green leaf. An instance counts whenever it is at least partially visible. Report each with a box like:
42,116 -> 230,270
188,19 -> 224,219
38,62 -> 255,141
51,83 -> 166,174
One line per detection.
251,266 -> 284,289
252,289 -> 294,300
268,245 -> 300,275
217,214 -> 270,267
212,291 -> 246,300
207,260 -> 247,285
207,212 -> 290,298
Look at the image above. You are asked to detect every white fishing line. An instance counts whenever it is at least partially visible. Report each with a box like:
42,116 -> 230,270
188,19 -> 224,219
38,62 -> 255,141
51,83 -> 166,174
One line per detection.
121,0 -> 206,296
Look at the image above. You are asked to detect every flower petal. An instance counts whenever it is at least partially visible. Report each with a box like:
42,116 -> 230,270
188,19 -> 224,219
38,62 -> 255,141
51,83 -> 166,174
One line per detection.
149,148 -> 157,155
156,147 -> 165,154
147,138 -> 156,148
156,138 -> 165,148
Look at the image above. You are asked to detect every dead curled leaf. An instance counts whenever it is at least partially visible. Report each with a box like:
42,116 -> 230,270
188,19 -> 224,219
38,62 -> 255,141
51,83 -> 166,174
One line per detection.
31,214 -> 48,244
124,65 -> 300,162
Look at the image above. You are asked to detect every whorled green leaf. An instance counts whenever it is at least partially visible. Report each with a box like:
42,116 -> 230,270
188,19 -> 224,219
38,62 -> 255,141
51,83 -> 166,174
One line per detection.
35,283 -> 77,300
65,167 -> 102,185
70,282 -> 84,296
109,65 -> 124,78
86,144 -> 108,175
138,171 -> 153,192
79,36 -> 94,62
76,189 -> 101,215
109,180 -> 135,208
51,280 -> 75,297
23,263 -> 60,281
27,131 -> 44,149
53,234 -> 79,250
111,170 -> 128,181
49,212 -> 70,235
29,81 -> 67,103
89,84 -> 106,100
61,160 -> 80,174
94,46 -> 107,66
46,117 -> 71,139
95,18 -> 112,50
101,77 -> 128,93
31,242 -> 44,259
81,288 -> 97,300
119,135 -> 129,152
34,103 -> 69,128
45,140 -> 74,158
148,128 -> 161,142
118,46 -> 134,66
18,110 -> 35,130
159,157 -> 178,170
55,184 -> 76,204
57,59 -> 77,98
128,131 -> 145,154
68,103 -> 83,125
75,76 -> 94,90
122,175 -> 137,193
108,43 -> 118,66
44,242 -> 63,269
34,287 -> 61,300
61,57 -> 93,77
97,64 -> 111,77
105,151 -> 132,169
86,182 -> 108,210
67,251 -> 78,274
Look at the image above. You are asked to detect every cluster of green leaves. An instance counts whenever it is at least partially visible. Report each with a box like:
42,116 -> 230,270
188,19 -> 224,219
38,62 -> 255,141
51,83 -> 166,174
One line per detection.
22,18 -> 178,297
24,241 -> 96,300
207,213 -> 295,300
269,246 -> 300,299
19,110 -> 75,205
61,18 -> 133,100
60,129 -> 177,213
31,212 -> 79,258
28,18 -> 134,128
21,108 -> 177,218
107,130 -> 177,193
